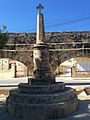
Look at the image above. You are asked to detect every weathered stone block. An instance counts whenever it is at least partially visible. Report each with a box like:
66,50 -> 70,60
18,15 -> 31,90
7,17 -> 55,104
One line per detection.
6,95 -> 79,120
8,87 -> 76,104
18,82 -> 65,94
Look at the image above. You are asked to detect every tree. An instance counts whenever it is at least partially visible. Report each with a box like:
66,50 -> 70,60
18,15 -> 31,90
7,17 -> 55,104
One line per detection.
0,25 -> 8,49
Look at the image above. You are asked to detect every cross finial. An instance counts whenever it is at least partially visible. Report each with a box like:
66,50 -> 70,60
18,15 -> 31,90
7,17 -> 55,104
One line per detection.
36,4 -> 44,13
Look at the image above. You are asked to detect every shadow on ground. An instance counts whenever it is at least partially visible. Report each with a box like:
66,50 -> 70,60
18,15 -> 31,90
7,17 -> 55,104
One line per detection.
61,99 -> 90,120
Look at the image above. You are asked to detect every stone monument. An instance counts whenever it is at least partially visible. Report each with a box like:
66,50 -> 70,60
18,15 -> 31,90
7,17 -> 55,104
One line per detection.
6,4 -> 79,120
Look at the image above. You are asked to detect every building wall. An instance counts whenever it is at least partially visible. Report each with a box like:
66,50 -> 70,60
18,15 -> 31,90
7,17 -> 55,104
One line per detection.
54,57 -> 90,78
16,61 -> 27,77
0,58 -> 27,78
0,58 -> 10,70
76,57 -> 90,71
72,57 -> 90,78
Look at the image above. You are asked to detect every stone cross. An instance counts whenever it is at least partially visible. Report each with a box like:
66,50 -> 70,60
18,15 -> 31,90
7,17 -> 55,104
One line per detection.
36,4 -> 44,13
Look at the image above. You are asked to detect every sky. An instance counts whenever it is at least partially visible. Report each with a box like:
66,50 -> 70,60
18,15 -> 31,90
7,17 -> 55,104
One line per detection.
0,0 -> 90,32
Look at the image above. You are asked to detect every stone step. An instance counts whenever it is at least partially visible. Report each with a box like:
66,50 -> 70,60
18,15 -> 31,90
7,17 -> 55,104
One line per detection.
18,82 -> 65,94
8,87 -> 76,104
6,97 -> 79,120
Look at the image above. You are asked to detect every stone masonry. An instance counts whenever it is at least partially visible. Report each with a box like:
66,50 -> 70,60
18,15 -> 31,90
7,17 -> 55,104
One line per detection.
6,4 -> 79,120
0,31 -> 90,75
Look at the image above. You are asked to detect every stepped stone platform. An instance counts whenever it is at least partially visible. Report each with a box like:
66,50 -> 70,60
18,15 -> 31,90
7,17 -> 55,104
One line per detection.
6,81 -> 79,120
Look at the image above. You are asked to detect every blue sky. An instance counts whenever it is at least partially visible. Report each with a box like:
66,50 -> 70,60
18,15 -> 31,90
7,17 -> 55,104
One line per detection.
0,0 -> 90,32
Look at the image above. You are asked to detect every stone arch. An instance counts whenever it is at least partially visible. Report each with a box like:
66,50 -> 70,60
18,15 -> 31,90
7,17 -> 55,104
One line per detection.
0,50 -> 33,76
50,48 -> 90,73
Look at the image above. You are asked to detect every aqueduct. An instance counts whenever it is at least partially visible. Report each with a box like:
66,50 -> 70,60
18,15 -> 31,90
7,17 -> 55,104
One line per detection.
0,31 -> 90,76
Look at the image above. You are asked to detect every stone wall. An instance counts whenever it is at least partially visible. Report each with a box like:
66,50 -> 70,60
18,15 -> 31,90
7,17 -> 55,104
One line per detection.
0,31 -> 90,76
1,31 -> 88,51
7,31 -> 90,44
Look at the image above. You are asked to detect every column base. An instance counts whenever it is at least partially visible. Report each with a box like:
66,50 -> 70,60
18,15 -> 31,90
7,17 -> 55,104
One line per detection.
28,77 -> 55,85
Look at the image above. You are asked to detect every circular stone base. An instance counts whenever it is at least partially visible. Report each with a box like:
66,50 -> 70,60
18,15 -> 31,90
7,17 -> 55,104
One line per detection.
6,96 -> 79,120
7,87 -> 76,104
18,82 -> 65,94
6,83 -> 79,120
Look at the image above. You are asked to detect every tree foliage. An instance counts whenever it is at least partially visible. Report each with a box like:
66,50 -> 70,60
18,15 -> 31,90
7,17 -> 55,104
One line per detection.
0,25 -> 9,49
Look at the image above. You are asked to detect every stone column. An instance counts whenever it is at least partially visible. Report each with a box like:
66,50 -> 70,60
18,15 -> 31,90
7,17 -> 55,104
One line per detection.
33,12 -> 50,81
36,13 -> 45,44
11,63 -> 16,78
28,6 -> 55,84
